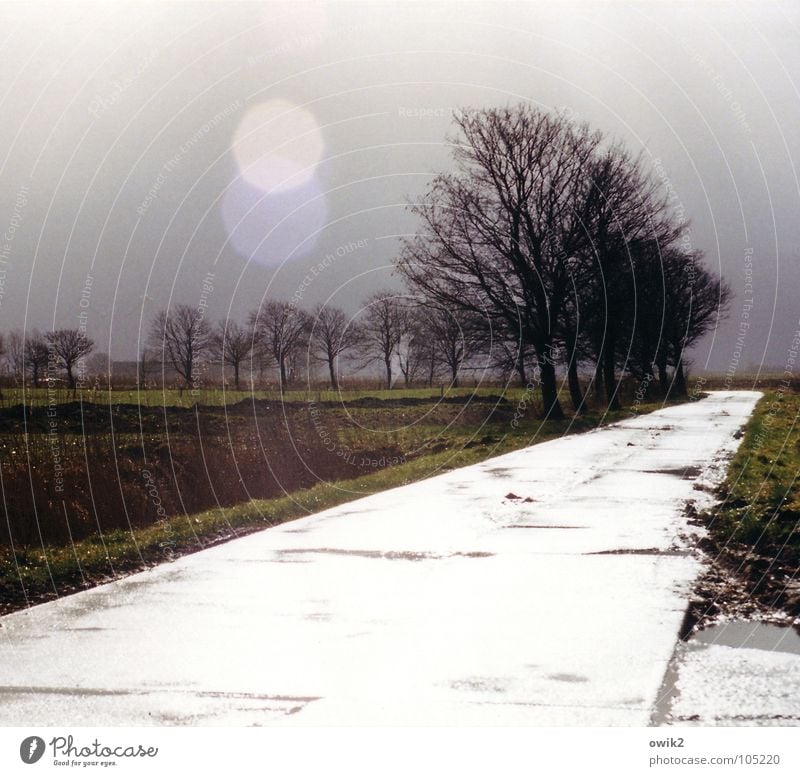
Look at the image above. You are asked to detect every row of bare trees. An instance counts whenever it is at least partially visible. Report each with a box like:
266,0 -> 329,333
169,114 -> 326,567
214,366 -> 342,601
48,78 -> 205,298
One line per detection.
145,296 -> 482,392
1,329 -> 95,391
147,302 -> 350,392
397,104 -> 731,417
0,297 -> 483,393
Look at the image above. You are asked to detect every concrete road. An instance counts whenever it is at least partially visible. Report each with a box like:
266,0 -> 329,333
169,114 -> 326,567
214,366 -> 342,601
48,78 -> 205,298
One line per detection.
0,391 -> 761,725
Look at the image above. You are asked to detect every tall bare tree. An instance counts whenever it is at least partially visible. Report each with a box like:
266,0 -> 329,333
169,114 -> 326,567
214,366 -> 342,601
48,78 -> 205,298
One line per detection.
358,292 -> 406,389
424,304 -> 483,387
398,104 -> 724,414
210,320 -> 253,391
398,106 -> 604,418
6,330 -> 24,384
659,249 -> 731,396
396,309 -> 430,387
46,329 -> 95,389
249,301 -> 310,391
576,143 -> 684,409
24,332 -> 49,388
149,305 -> 211,390
308,305 -> 362,389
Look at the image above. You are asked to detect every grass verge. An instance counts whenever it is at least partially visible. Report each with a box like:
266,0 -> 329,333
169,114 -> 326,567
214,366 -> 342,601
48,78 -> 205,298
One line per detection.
698,389 -> 800,619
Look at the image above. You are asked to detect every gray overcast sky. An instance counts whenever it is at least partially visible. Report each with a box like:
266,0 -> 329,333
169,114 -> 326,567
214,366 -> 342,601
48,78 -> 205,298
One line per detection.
0,0 -> 798,373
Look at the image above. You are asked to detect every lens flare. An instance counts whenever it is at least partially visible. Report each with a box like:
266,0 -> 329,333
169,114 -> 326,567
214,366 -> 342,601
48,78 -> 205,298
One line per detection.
221,175 -> 328,266
232,99 -> 325,193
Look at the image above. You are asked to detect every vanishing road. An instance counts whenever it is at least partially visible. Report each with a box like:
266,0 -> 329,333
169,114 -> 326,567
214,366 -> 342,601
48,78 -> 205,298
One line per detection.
0,391 -> 761,725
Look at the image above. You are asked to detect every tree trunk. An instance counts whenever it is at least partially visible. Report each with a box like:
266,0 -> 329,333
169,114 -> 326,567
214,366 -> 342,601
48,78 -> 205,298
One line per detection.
234,362 -> 240,391
66,364 -> 76,389
385,358 -> 392,390
451,363 -> 459,388
673,358 -> 687,396
602,332 -> 621,410
593,359 -> 604,402
185,356 -> 193,390
327,356 -> 338,389
564,331 -> 586,414
279,357 -> 287,391
515,351 -> 527,387
567,356 -> 586,414
539,358 -> 564,420
657,357 -> 668,395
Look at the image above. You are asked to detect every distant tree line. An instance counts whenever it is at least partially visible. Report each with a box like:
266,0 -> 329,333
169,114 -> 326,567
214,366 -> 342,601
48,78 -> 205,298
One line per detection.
0,245 -> 728,400
2,297 -> 478,394
142,296 -> 482,393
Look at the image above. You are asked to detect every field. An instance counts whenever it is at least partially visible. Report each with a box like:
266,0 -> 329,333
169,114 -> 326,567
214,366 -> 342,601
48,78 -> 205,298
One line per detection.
0,380 -> 688,614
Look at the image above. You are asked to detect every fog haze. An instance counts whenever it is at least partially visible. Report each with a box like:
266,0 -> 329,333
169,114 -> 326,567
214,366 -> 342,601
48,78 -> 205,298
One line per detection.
0,0 -> 798,374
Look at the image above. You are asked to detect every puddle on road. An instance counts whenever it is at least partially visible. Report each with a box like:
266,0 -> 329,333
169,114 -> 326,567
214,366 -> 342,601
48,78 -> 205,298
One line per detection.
645,466 -> 703,480
548,673 -> 588,683
691,621 -> 800,655
652,620 -> 800,725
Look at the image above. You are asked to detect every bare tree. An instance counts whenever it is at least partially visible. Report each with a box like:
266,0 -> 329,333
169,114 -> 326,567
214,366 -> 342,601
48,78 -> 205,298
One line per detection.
6,330 -> 24,384
396,310 -> 429,387
149,305 -> 211,390
309,305 -> 361,389
397,105 -> 715,415
24,332 -> 49,388
557,287 -> 590,413
209,320 -> 253,391
249,301 -> 310,391
576,143 -> 684,409
423,304 -> 482,387
660,249 -> 731,396
358,292 -> 407,389
398,106 -> 604,419
46,329 -> 95,389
